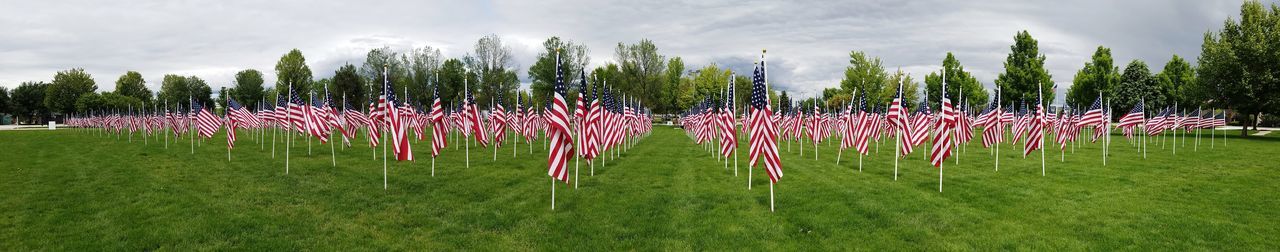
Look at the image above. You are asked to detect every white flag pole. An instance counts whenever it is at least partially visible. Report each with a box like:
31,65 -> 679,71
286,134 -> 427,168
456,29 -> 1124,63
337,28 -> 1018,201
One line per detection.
285,85 -> 292,174
382,65 -> 389,190
465,77 -> 471,169
1039,82 -> 1046,176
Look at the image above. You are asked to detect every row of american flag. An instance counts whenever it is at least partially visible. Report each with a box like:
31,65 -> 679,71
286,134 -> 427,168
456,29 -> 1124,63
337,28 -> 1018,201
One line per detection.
65,55 -> 653,209
683,60 -> 1230,206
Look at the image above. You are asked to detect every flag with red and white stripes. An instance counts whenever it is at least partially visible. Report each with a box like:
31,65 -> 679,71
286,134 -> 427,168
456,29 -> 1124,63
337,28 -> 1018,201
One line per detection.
749,63 -> 782,183
546,53 -> 575,183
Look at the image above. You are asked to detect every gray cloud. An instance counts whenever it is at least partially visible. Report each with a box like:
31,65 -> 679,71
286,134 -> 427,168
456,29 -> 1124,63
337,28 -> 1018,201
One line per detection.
0,0 -> 1261,104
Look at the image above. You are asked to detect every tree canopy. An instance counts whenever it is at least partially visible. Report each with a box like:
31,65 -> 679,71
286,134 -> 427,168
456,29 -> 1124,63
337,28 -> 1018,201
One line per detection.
994,31 -> 1055,108
45,68 -> 97,114
924,52 -> 988,110
275,49 -> 313,95
12,81 -> 50,124
230,69 -> 265,107
114,71 -> 151,104
1196,0 -> 1280,134
1067,46 -> 1120,107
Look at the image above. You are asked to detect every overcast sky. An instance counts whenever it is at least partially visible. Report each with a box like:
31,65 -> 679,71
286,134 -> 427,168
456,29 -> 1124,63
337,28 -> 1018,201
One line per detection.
0,0 -> 1261,104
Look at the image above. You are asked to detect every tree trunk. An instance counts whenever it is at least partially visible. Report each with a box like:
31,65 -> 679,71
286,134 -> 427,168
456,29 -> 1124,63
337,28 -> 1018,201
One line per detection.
1242,114 -> 1252,136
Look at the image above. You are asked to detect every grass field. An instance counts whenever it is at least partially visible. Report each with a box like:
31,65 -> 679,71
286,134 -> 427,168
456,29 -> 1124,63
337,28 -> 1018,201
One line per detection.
1,126 -> 1277,250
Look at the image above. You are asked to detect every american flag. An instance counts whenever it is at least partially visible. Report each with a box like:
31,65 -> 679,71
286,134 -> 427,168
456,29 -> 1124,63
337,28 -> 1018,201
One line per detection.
226,98 -> 252,149
305,93 -> 331,143
270,93 -> 284,129
1024,94 -> 1045,157
338,99 -> 362,147
840,99 -> 856,151
574,70 -> 589,155
464,89 -> 489,147
980,95 -> 1002,148
853,90 -> 872,155
748,63 -> 782,183
1213,110 -> 1227,127
1147,107 -> 1171,135
430,85 -> 447,157
491,93 -> 508,148
720,81 -> 738,158
288,89 -> 308,133
909,100 -> 932,147
546,53 -> 575,183
929,80 -> 955,167
583,84 -> 601,160
1117,100 -> 1146,128
382,69 -> 412,161
193,102 -> 222,139
887,83 -> 913,156
1077,95 -> 1105,128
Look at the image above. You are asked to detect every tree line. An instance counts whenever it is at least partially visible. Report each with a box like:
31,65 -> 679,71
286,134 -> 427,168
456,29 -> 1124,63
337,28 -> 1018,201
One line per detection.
0,1 -> 1276,134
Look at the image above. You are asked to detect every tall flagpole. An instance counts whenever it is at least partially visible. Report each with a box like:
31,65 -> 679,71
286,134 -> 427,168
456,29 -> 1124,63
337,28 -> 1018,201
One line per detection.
308,91 -> 313,157
331,88 -> 338,167
272,89 -> 279,159
286,83 -> 293,174
465,75 -> 471,169
382,65 -> 389,190
1039,81 -> 1045,176
764,49 -> 774,212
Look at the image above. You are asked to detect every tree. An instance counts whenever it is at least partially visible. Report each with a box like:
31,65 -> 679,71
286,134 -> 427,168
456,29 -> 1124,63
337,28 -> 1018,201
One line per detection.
12,81 -> 50,124
924,52 -> 988,109
1197,0 -> 1280,135
45,68 -> 97,115
1157,55 -> 1197,109
114,71 -> 151,104
615,39 -> 667,111
1111,60 -> 1164,118
529,37 -> 590,107
403,46 -> 443,104
885,69 -> 922,107
838,51 -> 889,105
275,49 -> 313,96
468,34 -> 520,108
1067,46 -> 1120,107
689,64 -> 733,105
994,31 -> 1055,108
664,57 -> 685,113
217,87 -> 229,111
435,58 -> 476,108
777,91 -> 792,114
330,64 -> 365,106
0,87 -> 10,119
232,69 -> 265,106
361,46 -> 403,96
76,92 -> 142,114
157,74 -> 212,109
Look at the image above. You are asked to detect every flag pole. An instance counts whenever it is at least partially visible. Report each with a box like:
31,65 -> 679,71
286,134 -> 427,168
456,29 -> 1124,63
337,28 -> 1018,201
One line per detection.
1104,99 -> 1110,166
382,65 -> 389,190
286,84 -> 292,174
165,101 -> 170,149
190,96 -> 195,154
1039,82 -> 1045,176
308,91 -> 313,156
894,126 -> 900,180
551,177 -> 556,210
331,91 -> 337,167
465,77 -> 471,169
272,90 -> 278,159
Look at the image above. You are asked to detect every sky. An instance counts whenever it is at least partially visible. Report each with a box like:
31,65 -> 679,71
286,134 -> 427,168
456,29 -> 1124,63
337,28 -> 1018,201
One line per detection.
0,0 -> 1261,104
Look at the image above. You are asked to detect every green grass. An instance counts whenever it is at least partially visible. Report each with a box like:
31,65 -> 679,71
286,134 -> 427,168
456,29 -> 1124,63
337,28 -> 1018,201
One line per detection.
0,127 -> 1277,250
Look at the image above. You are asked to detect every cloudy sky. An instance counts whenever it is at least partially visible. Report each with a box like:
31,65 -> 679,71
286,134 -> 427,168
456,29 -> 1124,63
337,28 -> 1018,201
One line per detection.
0,0 -> 1260,103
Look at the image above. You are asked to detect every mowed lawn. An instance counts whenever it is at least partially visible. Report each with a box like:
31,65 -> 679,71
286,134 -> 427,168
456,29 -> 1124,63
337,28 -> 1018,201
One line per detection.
1,126 -> 1277,250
